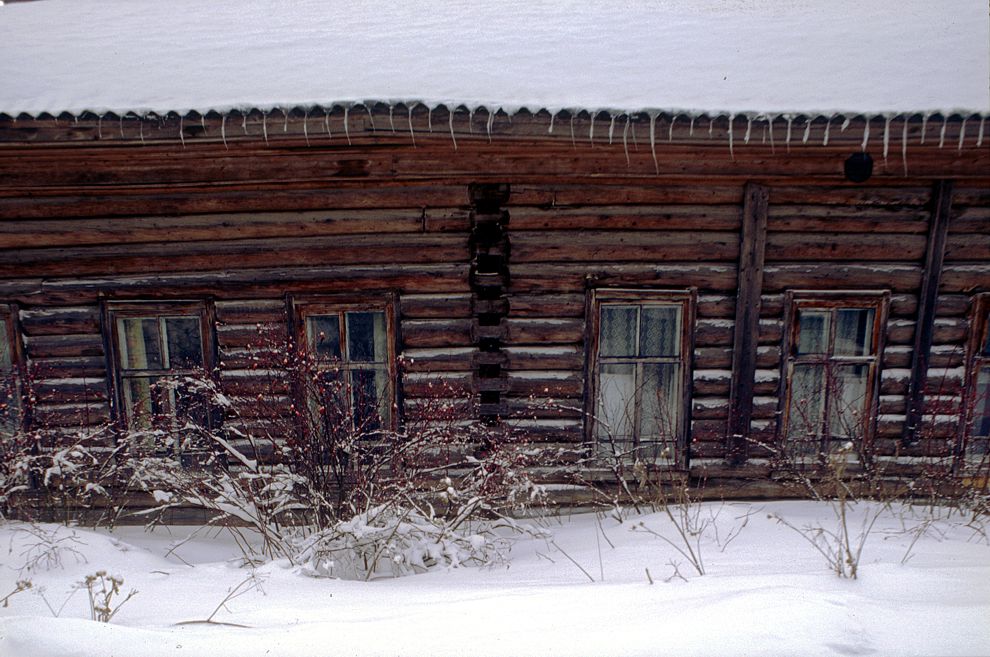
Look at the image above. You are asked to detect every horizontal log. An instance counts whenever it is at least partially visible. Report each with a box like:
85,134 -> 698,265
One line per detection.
214,300 -> 288,324
216,323 -> 286,350
402,372 -> 473,397
0,185 -> 471,220
401,319 -> 473,348
400,293 -> 473,319
512,231 -> 739,263
506,372 -> 583,397
504,346 -> 584,371
34,379 -> 109,404
25,333 -> 104,358
509,183 -> 744,206
511,263 -> 738,293
0,208 -> 462,250
697,295 -> 735,318
28,356 -> 107,378
0,263 -> 470,304
32,402 -> 110,427
763,263 -> 922,292
399,347 -> 475,373
944,233 -> 990,261
764,232 -> 927,262
18,306 -> 101,336
505,318 -> 584,344
948,205 -> 990,234
509,205 -> 741,231
0,233 -> 468,279
507,293 -> 585,318
766,205 -> 931,233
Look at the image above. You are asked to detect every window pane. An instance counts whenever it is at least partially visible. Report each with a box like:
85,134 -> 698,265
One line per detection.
307,315 -> 341,359
164,317 -> 204,369
596,363 -> 636,441
974,366 -> 990,438
123,376 -> 159,430
0,319 -> 10,371
829,364 -> 870,437
118,318 -> 163,369
347,311 -> 386,362
170,379 -> 210,428
788,363 -> 825,443
834,308 -> 875,356
351,368 -> 388,432
796,310 -> 829,355
639,363 -> 680,440
640,306 -> 681,357
600,306 -> 637,358
0,380 -> 18,434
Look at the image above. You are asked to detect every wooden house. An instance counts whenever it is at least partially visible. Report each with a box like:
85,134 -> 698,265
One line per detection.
0,1 -> 988,505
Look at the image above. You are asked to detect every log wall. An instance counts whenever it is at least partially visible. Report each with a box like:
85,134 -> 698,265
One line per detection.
1,111 -> 988,495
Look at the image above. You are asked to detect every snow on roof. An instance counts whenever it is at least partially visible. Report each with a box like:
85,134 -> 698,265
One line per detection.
0,0 -> 988,120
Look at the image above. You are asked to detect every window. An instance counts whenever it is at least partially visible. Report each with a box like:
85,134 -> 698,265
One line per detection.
106,302 -> 216,457
589,290 -> 694,461
0,305 -> 23,436
293,297 -> 397,435
964,295 -> 990,457
781,292 -> 887,455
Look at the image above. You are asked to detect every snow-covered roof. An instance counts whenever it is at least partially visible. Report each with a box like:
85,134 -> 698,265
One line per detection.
0,0 -> 988,120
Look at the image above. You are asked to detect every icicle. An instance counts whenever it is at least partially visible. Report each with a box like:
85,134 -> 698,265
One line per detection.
882,115 -> 891,162
178,116 -> 185,147
409,103 -> 417,147
802,119 -> 811,144
262,112 -> 269,146
785,116 -> 793,152
649,112 -> 659,174
708,116 -> 714,138
978,116 -> 986,147
241,113 -> 248,134
589,111 -> 596,146
139,118 -> 145,145
957,117 -> 967,152
301,110 -> 310,146
861,117 -> 869,152
389,105 -> 396,134
622,115 -> 630,165
689,116 -> 695,136
569,113 -> 576,148
282,109 -> 288,132
841,117 -> 850,132
448,107 -> 457,150
761,125 -> 766,144
727,114 -> 735,161
97,114 -> 103,140
548,111 -> 555,134
743,116 -> 752,144
768,116 -> 775,154
487,107 -> 495,144
901,119 -> 909,177
630,116 -> 638,149
667,115 -> 676,142
920,113 -> 929,144
467,107 -> 476,134
427,105 -> 433,133
366,104 -> 375,131
201,114 -> 207,135
221,113 -> 228,150
119,115 -> 125,138
938,117 -> 947,148
822,117 -> 831,146
324,108 -> 331,140
608,114 -> 616,145
344,106 -> 352,145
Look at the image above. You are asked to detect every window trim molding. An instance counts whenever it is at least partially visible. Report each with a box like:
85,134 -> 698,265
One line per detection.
287,292 -> 400,433
776,289 -> 890,450
102,299 -> 218,430
959,292 -> 990,461
0,302 -> 27,434
584,288 -> 696,466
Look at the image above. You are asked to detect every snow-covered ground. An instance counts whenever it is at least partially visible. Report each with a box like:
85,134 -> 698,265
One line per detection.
0,501 -> 988,657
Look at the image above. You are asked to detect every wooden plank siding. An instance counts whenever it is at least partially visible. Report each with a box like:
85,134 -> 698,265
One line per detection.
1,113 -> 987,496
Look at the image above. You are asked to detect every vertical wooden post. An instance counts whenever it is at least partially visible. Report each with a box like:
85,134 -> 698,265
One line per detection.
904,180 -> 954,442
727,183 -> 769,465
